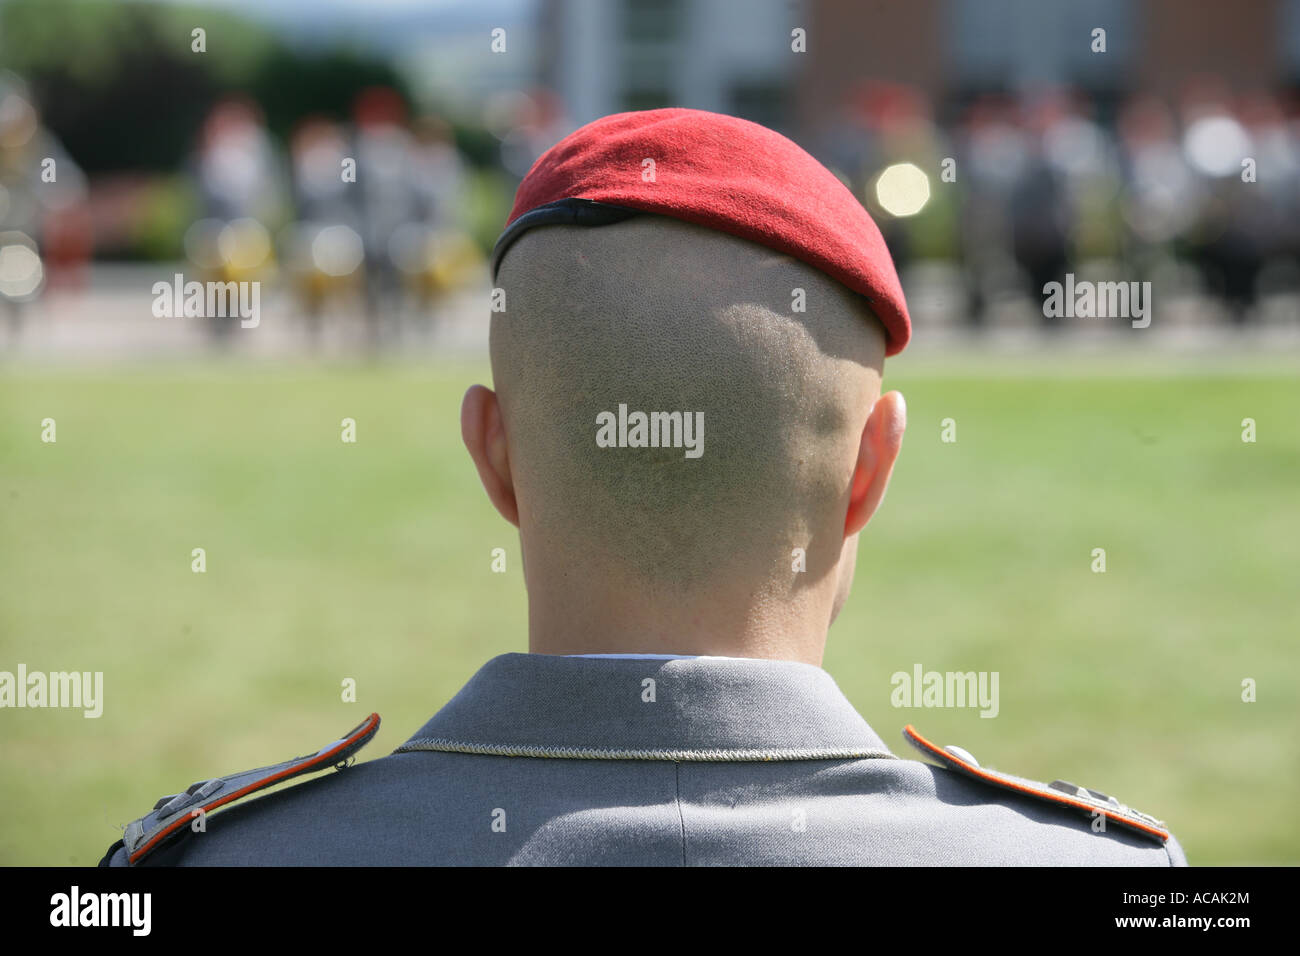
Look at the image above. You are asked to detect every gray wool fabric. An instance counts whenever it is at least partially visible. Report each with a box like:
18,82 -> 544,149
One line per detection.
105,653 -> 1187,866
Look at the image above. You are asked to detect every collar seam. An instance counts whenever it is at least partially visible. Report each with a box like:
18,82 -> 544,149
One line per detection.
394,737 -> 898,763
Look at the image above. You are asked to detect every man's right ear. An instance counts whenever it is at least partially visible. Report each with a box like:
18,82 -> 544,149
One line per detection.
461,385 -> 520,527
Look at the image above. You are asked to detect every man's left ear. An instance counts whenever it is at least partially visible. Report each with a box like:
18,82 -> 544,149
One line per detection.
844,390 -> 906,538
461,384 -> 520,527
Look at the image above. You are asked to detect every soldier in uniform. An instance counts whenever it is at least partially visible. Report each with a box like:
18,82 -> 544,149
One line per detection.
102,109 -> 1186,867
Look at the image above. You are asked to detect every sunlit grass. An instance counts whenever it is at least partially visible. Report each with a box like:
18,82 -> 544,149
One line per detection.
1,354 -> 1296,864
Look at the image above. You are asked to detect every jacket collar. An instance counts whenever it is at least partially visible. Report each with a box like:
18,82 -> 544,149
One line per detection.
397,653 -> 897,762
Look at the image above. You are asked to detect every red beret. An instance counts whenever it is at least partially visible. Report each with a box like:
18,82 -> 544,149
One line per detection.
495,108 -> 911,356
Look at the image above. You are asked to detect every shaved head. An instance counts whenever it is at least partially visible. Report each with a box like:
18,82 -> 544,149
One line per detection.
489,215 -> 888,599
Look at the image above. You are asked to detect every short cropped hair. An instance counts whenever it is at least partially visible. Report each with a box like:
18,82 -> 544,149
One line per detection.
491,215 -> 886,589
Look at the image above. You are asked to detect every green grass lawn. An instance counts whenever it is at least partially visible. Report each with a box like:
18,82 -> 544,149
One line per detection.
1,353 -> 1297,865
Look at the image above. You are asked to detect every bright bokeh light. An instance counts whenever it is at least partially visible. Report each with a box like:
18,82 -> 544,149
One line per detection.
874,162 -> 931,217
1183,116 -> 1251,177
218,217 -> 273,271
0,237 -> 44,300
311,224 -> 365,277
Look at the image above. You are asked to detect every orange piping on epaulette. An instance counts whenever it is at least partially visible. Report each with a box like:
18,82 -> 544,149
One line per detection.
903,724 -> 1170,843
128,712 -> 381,864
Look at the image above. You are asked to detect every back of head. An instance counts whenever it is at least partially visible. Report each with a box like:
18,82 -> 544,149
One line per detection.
491,215 -> 887,594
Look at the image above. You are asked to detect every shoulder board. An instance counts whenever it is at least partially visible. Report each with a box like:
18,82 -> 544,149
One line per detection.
116,713 -> 380,865
902,724 -> 1170,844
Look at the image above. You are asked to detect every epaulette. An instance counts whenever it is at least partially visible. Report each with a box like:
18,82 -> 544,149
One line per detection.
903,725 -> 1170,844
104,713 -> 380,866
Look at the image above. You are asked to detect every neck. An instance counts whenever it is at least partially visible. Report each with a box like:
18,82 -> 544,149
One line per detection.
523,554 -> 835,666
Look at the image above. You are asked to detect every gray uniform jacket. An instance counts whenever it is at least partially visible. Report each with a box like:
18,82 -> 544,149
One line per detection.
102,653 -> 1188,866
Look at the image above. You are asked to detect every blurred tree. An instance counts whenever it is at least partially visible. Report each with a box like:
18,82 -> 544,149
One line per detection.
252,48 -> 413,140
0,0 -> 411,173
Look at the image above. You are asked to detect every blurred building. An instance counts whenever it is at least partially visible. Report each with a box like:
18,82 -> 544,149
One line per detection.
401,14 -> 538,116
538,0 -> 801,131
538,0 -> 1300,134
797,0 -> 1297,138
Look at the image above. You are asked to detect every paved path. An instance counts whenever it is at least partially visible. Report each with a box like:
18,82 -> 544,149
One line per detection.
2,264 -> 1297,363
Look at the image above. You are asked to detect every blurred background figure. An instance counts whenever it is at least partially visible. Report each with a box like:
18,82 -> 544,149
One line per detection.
351,86 -> 416,348
1238,90 -> 1300,314
1116,93 -> 1198,297
955,94 -> 1027,326
340,87 -> 486,350
283,117 -> 365,347
388,112 -> 482,342
186,97 -> 285,344
1035,91 -> 1125,329
1178,78 -> 1263,322
490,87 -> 571,188
0,71 -> 89,339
